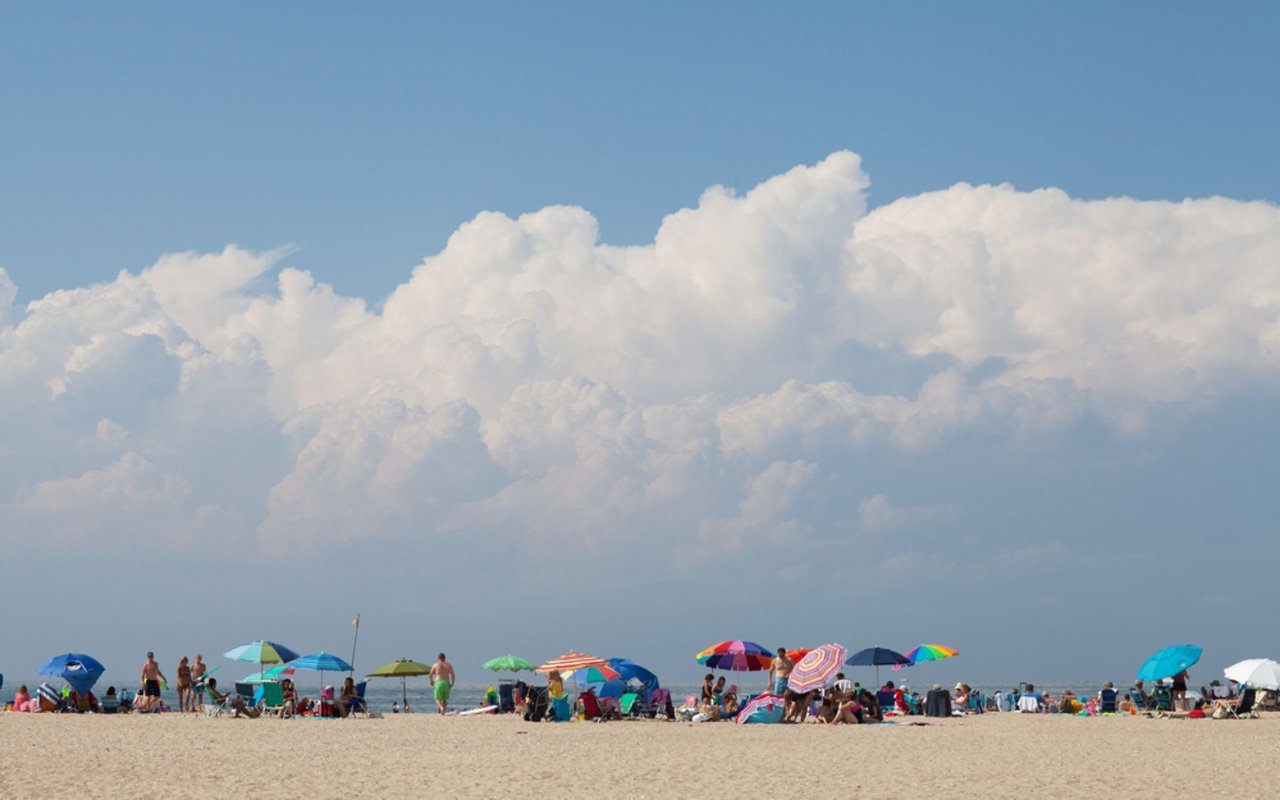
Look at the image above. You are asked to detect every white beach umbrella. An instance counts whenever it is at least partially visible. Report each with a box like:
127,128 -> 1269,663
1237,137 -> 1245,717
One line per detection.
1223,658 -> 1280,690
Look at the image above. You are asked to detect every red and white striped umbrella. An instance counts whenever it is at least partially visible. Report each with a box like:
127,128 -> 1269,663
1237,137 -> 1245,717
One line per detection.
787,643 -> 847,693
536,652 -> 609,673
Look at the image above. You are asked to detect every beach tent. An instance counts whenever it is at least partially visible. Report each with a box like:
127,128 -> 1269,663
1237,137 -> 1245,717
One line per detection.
736,693 -> 785,725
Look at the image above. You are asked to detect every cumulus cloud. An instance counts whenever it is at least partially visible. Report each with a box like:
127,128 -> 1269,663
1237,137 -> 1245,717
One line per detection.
1,152 -> 1277,560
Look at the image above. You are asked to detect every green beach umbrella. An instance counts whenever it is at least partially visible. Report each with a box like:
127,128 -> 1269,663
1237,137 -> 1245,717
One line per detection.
367,658 -> 432,710
240,664 -> 295,684
481,655 -> 537,672
224,640 -> 301,682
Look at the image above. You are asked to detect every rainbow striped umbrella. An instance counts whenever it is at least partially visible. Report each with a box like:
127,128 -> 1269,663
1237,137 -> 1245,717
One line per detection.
563,664 -> 621,683
902,644 -> 959,666
695,640 -> 772,672
536,652 -> 609,673
787,643 -> 847,693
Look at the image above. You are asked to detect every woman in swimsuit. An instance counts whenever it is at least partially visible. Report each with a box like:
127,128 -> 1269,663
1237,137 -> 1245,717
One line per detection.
1171,670 -> 1189,711
176,656 -> 193,713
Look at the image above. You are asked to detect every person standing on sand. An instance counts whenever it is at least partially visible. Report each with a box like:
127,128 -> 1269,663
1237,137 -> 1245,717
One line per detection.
140,652 -> 167,711
175,656 -> 192,713
429,653 -> 455,715
191,654 -> 207,710
768,647 -> 794,695
1171,670 -> 1189,711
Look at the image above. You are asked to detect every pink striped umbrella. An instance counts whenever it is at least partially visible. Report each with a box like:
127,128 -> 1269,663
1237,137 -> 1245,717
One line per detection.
736,693 -> 786,725
786,643 -> 847,693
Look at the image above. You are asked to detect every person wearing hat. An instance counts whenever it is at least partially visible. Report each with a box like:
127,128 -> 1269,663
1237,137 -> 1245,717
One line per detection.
139,652 -> 167,712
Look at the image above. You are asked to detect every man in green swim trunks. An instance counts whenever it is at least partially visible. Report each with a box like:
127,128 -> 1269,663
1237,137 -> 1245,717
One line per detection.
429,653 -> 455,715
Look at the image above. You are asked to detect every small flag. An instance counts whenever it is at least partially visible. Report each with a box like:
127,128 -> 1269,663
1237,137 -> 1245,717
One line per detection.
353,613 -> 360,627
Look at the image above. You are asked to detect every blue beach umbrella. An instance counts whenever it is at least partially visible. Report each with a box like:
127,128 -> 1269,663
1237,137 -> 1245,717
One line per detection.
225,640 -> 300,681
38,653 -> 106,695
1137,645 -> 1202,682
845,646 -> 910,685
291,652 -> 354,672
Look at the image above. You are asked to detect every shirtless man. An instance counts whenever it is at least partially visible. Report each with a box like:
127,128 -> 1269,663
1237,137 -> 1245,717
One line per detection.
429,653 -> 455,715
140,651 -> 168,711
768,647 -> 794,696
190,654 -> 207,710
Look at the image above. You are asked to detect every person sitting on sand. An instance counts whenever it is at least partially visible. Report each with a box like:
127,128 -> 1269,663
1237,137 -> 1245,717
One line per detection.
69,688 -> 99,713
832,693 -> 864,724
205,678 -> 260,718
1058,690 -> 1081,714
813,698 -> 836,723
547,670 -> 565,700
11,684 -> 31,713
722,685 -> 740,716
860,689 -> 882,722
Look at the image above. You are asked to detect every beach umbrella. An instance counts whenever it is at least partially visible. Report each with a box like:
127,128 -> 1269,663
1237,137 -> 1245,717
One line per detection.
788,643 -> 848,694
224,640 -> 300,681
481,655 -> 538,673
291,652 -> 354,687
536,652 -> 610,673
563,664 -> 621,683
1224,658 -> 1280,690
736,693 -> 785,725
607,659 -> 660,697
240,664 -> 295,683
786,648 -> 812,663
367,658 -> 433,710
1136,645 -> 1202,682
695,640 -> 773,672
845,646 -> 910,685
898,644 -> 959,668
38,653 -> 105,695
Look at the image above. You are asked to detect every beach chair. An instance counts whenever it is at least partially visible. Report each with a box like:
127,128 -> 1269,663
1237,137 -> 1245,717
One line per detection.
1225,688 -> 1258,719
1153,685 -> 1172,711
498,681 -> 516,713
550,694 -> 572,722
204,685 -> 235,717
1128,688 -> 1153,711
1098,688 -> 1118,713
620,692 -> 640,717
1016,694 -> 1041,713
346,682 -> 369,718
260,682 -> 287,716
37,683 -> 62,712
523,687 -> 549,722
100,693 -> 121,714
578,691 -> 604,721
234,682 -> 257,709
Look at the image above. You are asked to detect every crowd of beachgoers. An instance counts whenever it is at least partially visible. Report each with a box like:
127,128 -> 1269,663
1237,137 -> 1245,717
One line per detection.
7,643 -> 1274,724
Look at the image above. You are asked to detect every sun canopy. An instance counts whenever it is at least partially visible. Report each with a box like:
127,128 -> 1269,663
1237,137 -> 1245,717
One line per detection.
1137,645 -> 1202,682
38,653 -> 105,695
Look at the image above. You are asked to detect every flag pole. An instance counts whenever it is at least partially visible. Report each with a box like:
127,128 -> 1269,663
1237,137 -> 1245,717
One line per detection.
350,613 -> 361,678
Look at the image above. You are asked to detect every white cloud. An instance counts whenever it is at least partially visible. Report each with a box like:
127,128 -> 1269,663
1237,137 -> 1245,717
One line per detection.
1,152 -> 1277,559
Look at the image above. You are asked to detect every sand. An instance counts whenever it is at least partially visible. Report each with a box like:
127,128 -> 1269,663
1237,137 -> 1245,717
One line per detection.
3,711 -> 1279,799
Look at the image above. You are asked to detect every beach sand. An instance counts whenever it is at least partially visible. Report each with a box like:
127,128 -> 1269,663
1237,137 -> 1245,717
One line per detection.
3,711 -> 1278,799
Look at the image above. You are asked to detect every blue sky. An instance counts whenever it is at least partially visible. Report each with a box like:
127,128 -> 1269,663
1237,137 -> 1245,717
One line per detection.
1,3 -> 1279,690
3,1 -> 1276,301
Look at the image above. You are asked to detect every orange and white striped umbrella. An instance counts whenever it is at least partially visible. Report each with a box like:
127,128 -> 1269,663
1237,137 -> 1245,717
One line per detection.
536,652 -> 609,673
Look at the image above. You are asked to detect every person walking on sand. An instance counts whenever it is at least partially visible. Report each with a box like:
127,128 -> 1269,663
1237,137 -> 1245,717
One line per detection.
429,653 -> 455,715
768,647 -> 794,695
140,652 -> 168,711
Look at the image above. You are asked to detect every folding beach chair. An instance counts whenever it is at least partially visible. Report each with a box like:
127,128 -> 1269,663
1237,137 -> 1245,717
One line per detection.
259,682 -> 287,716
1225,688 -> 1259,719
1098,688 -> 1118,713
1016,695 -> 1041,713
578,691 -> 604,721
204,685 -> 235,717
345,682 -> 369,718
1153,685 -> 1172,711
498,681 -> 516,713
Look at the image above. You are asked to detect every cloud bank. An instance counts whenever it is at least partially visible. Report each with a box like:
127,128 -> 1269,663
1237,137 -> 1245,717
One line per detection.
2,151 -> 1277,558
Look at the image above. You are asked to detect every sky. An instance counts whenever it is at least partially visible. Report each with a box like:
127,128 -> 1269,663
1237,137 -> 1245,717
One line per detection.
1,2 -> 1279,691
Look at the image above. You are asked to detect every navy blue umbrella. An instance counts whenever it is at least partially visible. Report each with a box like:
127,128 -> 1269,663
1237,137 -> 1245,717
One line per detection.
38,654 -> 105,695
845,646 -> 910,685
